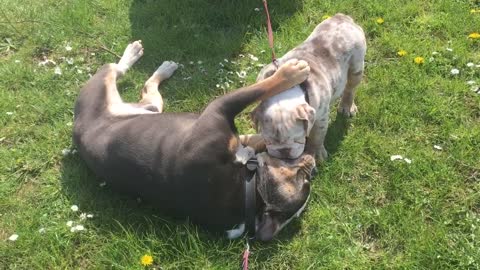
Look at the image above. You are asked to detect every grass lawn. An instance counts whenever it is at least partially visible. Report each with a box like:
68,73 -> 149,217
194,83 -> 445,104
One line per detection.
1,0 -> 479,269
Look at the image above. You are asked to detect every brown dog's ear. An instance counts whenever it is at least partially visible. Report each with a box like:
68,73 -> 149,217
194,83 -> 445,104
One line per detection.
256,63 -> 277,82
294,104 -> 316,136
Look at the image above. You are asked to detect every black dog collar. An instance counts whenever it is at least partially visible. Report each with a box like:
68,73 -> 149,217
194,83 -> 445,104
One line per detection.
244,158 -> 258,239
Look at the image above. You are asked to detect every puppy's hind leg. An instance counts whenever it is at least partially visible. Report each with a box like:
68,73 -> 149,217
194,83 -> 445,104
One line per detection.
139,61 -> 178,113
338,58 -> 364,117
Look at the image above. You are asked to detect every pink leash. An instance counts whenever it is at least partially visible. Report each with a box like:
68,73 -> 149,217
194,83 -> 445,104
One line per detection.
242,241 -> 250,270
262,0 -> 278,67
241,2 -> 277,269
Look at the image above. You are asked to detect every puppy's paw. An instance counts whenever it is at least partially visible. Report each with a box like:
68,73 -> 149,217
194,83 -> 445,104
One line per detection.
337,102 -> 358,117
275,58 -> 310,87
316,146 -> 328,162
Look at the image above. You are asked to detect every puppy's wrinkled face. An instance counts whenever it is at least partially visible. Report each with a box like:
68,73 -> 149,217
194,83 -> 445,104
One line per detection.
255,152 -> 316,241
252,103 -> 315,159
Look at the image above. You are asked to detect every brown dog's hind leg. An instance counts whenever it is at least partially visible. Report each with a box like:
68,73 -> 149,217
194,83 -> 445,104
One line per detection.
139,61 -> 178,113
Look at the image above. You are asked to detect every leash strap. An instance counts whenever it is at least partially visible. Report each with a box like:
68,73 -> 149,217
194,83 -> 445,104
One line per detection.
242,241 -> 250,270
262,0 -> 278,67
245,159 -> 258,238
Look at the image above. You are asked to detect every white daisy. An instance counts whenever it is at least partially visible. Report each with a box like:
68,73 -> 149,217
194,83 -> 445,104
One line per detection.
66,220 -> 74,227
65,44 -> 73,51
38,58 -> 56,67
54,66 -> 62,75
236,71 -> 247,78
433,145 -> 443,150
450,68 -> 459,75
390,155 -> 403,161
8,234 -> 19,241
6,112 -> 13,115
466,62 -> 474,67
71,205 -> 79,212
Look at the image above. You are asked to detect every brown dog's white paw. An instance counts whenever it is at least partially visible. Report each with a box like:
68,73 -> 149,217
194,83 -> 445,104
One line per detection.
337,102 -> 358,117
117,40 -> 144,74
275,58 -> 310,87
155,61 -> 178,80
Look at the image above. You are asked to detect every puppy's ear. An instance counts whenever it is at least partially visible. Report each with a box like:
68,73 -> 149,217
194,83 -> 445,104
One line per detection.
256,63 -> 277,82
294,104 -> 316,136
250,105 -> 262,131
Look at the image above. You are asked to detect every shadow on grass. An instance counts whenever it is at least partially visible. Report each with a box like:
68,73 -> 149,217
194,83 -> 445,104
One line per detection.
324,114 -> 352,157
60,0 -> 306,263
128,0 -> 303,71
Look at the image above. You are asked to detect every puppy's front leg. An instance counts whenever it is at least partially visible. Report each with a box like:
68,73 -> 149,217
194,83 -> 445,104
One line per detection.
306,107 -> 329,162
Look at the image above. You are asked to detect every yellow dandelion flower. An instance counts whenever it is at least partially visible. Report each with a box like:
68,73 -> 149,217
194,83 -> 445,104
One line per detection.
468,32 -> 480,39
322,15 -> 331,21
376,17 -> 384,24
140,255 -> 153,266
397,50 -> 407,57
414,57 -> 425,65
470,9 -> 478,14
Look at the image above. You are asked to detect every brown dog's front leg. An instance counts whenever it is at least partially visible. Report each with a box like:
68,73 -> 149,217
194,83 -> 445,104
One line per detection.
200,59 -> 310,121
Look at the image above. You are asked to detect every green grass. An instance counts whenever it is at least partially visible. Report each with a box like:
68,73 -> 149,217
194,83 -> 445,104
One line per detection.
1,0 -> 479,268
